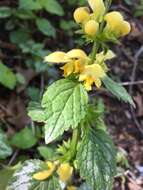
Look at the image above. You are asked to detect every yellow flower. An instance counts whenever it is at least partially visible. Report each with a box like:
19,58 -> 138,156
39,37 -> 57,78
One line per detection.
66,49 -> 87,60
88,0 -> 105,21
44,49 -> 88,77
79,64 -> 106,90
119,21 -> 131,36
44,51 -> 68,63
95,50 -> 115,64
57,163 -> 73,182
33,161 -> 56,181
61,62 -> 74,77
73,7 -> 90,24
104,11 -> 123,30
84,20 -> 99,36
44,49 -> 87,63
104,11 -> 131,36
67,185 -> 77,190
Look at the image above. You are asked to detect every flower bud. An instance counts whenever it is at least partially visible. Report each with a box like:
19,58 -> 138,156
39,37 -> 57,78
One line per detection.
120,21 -> 131,36
84,20 -> 99,36
73,7 -> 90,24
104,11 -> 123,29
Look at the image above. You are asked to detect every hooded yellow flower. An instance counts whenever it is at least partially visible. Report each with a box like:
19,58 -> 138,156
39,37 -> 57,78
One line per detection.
44,49 -> 88,77
73,7 -> 90,24
57,163 -> 73,182
79,64 -> 106,90
88,0 -> 105,21
84,20 -> 99,36
119,21 -> 131,36
33,161 -> 56,181
104,11 -> 131,36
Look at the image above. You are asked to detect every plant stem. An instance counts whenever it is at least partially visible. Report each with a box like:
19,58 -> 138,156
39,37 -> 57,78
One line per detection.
90,41 -> 100,64
70,128 -> 79,160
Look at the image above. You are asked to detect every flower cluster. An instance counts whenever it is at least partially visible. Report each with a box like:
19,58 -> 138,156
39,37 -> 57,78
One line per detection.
44,0 -> 131,91
33,161 -> 76,190
45,49 -> 115,90
74,0 -> 131,39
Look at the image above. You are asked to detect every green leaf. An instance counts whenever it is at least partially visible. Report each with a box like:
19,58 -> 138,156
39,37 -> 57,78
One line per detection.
36,18 -> 56,37
10,127 -> 37,149
102,76 -> 135,106
37,146 -> 56,160
40,0 -> 64,16
0,7 -> 12,18
19,0 -> 42,10
0,168 -> 15,190
13,9 -> 36,19
10,29 -> 31,44
42,79 -> 88,144
0,61 -> 16,89
7,159 -> 61,190
28,102 -> 46,122
16,73 -> 26,85
0,130 -> 12,159
27,87 -> 40,101
77,128 -> 116,190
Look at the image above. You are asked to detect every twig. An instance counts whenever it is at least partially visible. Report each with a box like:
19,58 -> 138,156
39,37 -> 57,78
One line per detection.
8,150 -> 19,166
0,40 -> 17,51
121,80 -> 143,86
129,46 -> 143,136
129,46 -> 143,94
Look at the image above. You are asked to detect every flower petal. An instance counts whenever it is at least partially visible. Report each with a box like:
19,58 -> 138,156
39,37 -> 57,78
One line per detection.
84,20 -> 99,36
84,76 -> 94,91
120,21 -> 131,36
66,49 -> 87,60
96,50 -> 115,63
44,51 -> 68,63
73,7 -> 90,24
57,163 -> 73,182
33,170 -> 52,180
104,11 -> 123,30
88,0 -> 105,20
81,64 -> 106,78
94,78 -> 102,88
61,62 -> 74,77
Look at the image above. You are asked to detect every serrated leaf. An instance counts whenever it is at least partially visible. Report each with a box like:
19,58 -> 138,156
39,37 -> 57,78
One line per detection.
0,130 -> 12,159
40,0 -> 64,16
10,127 -> 37,149
7,159 -> 61,190
0,7 -> 12,18
102,76 -> 135,106
42,79 -> 88,144
77,128 -> 116,190
28,102 -> 46,122
0,61 -> 16,89
36,18 -> 56,37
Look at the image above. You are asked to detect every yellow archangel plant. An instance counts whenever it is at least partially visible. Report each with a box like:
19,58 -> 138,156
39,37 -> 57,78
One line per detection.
7,1 -> 134,190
